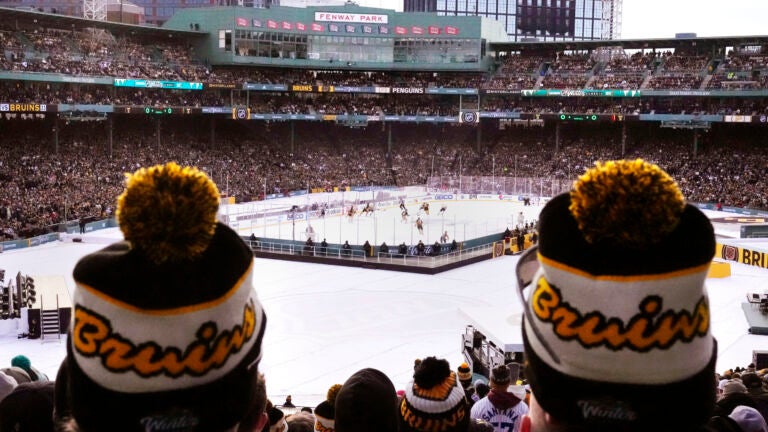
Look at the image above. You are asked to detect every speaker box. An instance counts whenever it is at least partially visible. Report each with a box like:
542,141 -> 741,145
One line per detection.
753,350 -> 768,369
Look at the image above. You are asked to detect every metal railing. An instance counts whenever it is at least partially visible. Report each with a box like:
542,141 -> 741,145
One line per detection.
250,239 -> 495,269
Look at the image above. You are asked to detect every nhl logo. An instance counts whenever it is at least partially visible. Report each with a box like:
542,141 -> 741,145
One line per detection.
721,245 -> 738,261
461,112 -> 476,123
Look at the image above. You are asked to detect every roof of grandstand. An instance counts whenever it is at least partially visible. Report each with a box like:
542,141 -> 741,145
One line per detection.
490,34 -> 768,51
0,6 -> 203,40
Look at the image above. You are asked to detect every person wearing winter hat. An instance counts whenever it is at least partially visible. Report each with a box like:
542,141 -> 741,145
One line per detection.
729,405 -> 768,432
335,367 -> 399,432
516,159 -> 718,432
714,380 -> 768,424
399,356 -> 470,432
470,364 -> 528,431
0,370 -> 17,404
11,355 -> 48,381
53,162 -> 267,432
457,362 -> 476,406
314,384 -> 342,432
0,366 -> 31,385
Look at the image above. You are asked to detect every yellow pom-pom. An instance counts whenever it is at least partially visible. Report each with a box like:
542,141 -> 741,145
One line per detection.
569,159 -> 685,248
326,384 -> 343,405
116,162 -> 220,264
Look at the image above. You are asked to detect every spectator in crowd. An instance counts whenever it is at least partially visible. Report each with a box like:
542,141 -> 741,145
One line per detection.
518,160 -> 717,431
341,240 -> 352,257
399,242 -> 408,255
529,230 -> 538,245
335,368 -> 399,432
715,380 -> 763,419
399,356 -> 470,432
314,384 -> 342,432
379,242 -> 389,255
286,411 -> 315,432
362,240 -> 372,257
431,241 -> 441,256
709,405 -> 768,432
303,238 -> 315,256
268,407 -> 287,432
743,373 -> 768,403
53,163 -> 267,432
470,364 -> 528,432
457,362 -> 476,406
728,405 -> 768,432
0,366 -> 31,385
10,355 -> 48,382
468,418 -> 496,432
416,240 -> 425,256
320,238 -> 328,256
0,370 -> 17,404
238,373 -> 270,432
0,381 -> 56,432
473,381 -> 490,403
283,395 -> 295,408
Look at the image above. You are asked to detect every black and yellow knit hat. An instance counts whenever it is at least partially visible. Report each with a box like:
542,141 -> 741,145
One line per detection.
399,357 -> 469,432
522,159 -> 716,430
315,384 -> 342,432
457,362 -> 472,384
55,162 -> 266,431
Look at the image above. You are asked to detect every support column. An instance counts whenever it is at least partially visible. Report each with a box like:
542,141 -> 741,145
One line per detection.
555,122 -> 560,153
476,124 -> 482,152
210,117 -> 216,148
693,130 -> 699,158
621,122 -> 627,156
290,120 -> 295,154
108,116 -> 113,158
53,117 -> 59,154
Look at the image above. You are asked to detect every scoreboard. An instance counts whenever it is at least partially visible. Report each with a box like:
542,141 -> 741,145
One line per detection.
113,106 -> 201,115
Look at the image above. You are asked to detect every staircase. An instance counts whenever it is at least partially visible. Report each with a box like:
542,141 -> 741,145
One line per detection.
40,295 -> 61,341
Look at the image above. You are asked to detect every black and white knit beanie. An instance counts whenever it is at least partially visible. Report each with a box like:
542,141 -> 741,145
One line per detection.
522,159 -> 716,430
399,356 -> 469,432
55,162 -> 267,431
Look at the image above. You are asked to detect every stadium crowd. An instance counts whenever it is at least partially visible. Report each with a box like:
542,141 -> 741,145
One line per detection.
2,25 -> 768,91
3,349 -> 768,432
1,119 -> 766,241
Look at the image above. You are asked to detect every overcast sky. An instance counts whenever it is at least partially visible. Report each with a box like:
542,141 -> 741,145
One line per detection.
353,0 -> 768,39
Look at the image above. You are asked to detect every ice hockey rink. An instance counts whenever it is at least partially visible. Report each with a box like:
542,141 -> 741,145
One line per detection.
1,201 -> 767,408
221,193 -> 545,246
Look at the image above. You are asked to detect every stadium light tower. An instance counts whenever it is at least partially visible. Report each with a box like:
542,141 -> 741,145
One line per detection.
83,0 -> 108,21
604,0 -> 623,40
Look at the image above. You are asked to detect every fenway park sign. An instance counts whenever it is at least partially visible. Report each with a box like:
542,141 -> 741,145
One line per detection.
314,12 -> 388,24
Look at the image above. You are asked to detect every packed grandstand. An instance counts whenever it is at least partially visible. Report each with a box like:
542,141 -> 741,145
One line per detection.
1,8 -> 767,241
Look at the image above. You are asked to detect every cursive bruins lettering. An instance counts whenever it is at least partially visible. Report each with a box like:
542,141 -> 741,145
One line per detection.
73,301 -> 256,377
531,277 -> 709,351
400,399 -> 466,432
